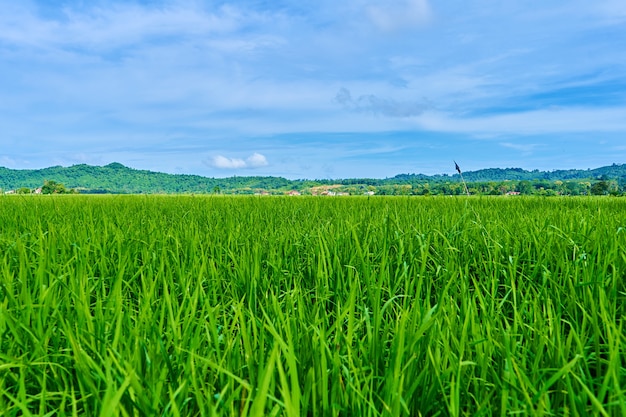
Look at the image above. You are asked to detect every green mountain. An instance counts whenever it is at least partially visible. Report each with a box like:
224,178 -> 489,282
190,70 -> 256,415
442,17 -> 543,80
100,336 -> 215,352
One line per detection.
1,162 -> 625,194
0,163 -> 290,194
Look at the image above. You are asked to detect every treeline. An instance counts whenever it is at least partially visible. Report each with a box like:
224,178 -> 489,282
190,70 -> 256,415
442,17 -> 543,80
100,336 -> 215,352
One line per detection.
339,179 -> 621,196
1,162 -> 625,195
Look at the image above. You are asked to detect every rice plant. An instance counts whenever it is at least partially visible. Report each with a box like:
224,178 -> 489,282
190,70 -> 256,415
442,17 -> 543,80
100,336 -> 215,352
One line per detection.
0,195 -> 624,416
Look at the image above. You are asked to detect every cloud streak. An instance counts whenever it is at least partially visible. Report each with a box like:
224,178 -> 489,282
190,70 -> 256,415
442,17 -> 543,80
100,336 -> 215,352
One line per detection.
0,3 -> 248,51
417,106 -> 626,135
335,88 -> 430,117
499,142 -> 540,156
366,0 -> 432,31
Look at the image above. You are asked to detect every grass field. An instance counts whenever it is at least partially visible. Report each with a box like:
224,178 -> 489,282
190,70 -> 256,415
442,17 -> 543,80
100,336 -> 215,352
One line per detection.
0,195 -> 624,416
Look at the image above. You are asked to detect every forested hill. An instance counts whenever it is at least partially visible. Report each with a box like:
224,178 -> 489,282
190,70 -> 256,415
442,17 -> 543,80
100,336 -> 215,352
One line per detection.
0,162 -> 291,194
392,163 -> 626,183
1,162 -> 625,194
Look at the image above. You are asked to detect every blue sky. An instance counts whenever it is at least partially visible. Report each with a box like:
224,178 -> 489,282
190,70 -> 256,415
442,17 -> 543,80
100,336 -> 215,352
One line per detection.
1,0 -> 625,179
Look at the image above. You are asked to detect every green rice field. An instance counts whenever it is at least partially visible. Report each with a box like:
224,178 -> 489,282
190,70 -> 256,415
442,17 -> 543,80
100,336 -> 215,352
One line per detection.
0,195 -> 625,416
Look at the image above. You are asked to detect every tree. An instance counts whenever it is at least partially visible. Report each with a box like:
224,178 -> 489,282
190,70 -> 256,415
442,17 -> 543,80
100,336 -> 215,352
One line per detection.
590,181 -> 609,196
41,180 -> 70,194
563,181 -> 581,196
516,180 -> 533,195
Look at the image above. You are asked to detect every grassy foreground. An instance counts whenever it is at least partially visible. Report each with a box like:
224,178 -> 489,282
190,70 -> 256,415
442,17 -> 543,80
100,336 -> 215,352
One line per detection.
0,195 -> 624,416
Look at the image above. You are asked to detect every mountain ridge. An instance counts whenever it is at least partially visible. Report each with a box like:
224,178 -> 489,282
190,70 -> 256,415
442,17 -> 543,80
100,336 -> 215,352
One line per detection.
392,163 -> 626,182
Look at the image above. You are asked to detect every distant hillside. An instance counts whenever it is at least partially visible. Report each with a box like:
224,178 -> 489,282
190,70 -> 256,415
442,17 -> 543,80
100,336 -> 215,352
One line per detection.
392,164 -> 626,183
1,162 -> 625,194
0,162 -> 291,194
460,164 -> 626,182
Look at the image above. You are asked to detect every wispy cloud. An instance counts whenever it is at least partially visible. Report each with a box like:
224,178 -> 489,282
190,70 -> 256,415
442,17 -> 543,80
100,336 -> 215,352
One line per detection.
365,0 -> 432,31
0,2 -> 248,50
499,142 -> 540,156
417,106 -> 626,135
595,0 -> 626,22
335,88 -> 430,117
208,153 -> 269,170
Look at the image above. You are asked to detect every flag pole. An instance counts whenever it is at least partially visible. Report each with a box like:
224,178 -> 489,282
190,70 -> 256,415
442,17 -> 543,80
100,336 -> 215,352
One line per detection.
455,161 -> 470,196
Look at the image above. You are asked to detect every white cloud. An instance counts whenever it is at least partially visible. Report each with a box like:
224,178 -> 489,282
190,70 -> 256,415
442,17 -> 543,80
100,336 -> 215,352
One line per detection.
209,153 -> 269,169
211,155 -> 247,169
246,152 -> 269,167
366,0 -> 432,31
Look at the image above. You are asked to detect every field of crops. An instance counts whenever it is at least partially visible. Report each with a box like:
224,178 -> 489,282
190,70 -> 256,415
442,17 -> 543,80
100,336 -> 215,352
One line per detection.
0,195 -> 624,416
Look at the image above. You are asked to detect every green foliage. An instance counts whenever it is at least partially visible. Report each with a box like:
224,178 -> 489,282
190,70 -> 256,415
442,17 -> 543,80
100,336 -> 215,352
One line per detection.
0,196 -> 625,416
591,180 -> 610,195
41,180 -> 69,194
